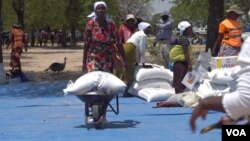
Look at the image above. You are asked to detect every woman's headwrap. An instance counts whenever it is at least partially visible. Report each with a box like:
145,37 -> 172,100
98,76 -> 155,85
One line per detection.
87,1 -> 107,18
138,22 -> 151,31
178,21 -> 191,36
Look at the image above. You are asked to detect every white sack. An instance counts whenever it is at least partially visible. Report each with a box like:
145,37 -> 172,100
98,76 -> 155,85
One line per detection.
133,78 -> 172,90
138,88 -> 174,102
63,71 -> 126,95
210,69 -> 234,85
127,81 -> 139,96
135,67 -> 173,82
197,79 -> 232,99
166,91 -> 200,108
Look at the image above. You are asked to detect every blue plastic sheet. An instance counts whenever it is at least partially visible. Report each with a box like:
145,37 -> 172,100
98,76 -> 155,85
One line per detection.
0,81 -> 222,141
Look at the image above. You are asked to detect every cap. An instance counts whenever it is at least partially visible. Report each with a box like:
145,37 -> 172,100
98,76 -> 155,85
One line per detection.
12,23 -> 22,28
178,21 -> 191,31
125,14 -> 136,21
226,4 -> 243,15
161,11 -> 169,16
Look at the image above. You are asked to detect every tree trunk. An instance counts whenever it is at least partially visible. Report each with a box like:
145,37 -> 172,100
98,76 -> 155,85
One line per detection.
70,24 -> 76,46
30,28 -> 35,46
0,0 -> 3,64
12,0 -> 24,26
206,0 -> 224,53
0,0 -> 6,84
62,26 -> 67,47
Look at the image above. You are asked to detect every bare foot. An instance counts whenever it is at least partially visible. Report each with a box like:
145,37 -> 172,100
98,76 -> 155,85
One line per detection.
153,101 -> 181,108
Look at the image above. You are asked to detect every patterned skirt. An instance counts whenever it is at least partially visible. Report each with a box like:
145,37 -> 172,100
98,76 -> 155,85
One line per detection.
10,47 -> 23,69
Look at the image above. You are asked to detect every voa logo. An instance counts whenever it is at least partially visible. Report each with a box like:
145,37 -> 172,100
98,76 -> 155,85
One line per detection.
226,129 -> 246,136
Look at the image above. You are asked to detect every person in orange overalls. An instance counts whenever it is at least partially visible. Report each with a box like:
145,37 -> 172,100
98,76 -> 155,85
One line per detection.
212,5 -> 243,57
9,23 -> 27,73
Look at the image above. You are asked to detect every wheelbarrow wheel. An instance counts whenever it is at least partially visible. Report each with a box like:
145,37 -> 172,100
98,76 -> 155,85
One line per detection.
92,104 -> 103,129
92,104 -> 100,122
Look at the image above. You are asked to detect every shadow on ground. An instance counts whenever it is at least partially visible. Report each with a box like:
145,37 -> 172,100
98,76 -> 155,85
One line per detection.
75,120 -> 141,130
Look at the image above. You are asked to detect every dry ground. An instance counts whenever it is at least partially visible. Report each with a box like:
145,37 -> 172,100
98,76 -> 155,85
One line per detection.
2,43 -> 205,82
2,44 -> 84,82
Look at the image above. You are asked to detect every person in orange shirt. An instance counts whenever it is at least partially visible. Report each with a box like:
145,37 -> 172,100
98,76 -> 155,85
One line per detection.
212,4 -> 243,57
9,23 -> 27,73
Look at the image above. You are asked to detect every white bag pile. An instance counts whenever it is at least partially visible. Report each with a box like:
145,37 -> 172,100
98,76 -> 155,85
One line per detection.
63,71 -> 127,96
196,65 -> 241,99
128,63 -> 174,102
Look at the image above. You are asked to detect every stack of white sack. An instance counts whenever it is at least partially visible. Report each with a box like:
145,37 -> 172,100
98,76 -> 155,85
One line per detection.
128,63 -> 175,102
63,71 -> 127,96
207,66 -> 241,85
196,65 -> 241,99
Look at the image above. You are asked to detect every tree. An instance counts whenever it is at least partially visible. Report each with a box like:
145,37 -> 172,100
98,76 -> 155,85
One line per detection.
117,0 -> 153,21
170,0 -> 208,28
12,0 -> 24,26
206,0 -> 224,53
0,0 -> 6,84
0,0 -> 2,64
65,0 -> 83,46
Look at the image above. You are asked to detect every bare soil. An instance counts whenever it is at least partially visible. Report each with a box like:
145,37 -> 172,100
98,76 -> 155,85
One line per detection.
2,44 -> 84,82
2,43 -> 205,82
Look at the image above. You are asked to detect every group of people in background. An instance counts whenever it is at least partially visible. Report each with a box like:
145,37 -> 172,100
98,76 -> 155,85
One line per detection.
1,0 -> 250,133
82,1 -> 250,133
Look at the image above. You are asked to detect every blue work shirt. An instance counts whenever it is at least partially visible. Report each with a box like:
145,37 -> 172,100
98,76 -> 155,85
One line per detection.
155,18 -> 173,41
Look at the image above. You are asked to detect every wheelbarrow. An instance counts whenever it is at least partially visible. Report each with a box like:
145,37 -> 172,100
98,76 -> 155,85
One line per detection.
76,91 -> 120,128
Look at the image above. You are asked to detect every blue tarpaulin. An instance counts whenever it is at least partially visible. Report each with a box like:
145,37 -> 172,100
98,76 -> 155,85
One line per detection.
0,81 -> 222,141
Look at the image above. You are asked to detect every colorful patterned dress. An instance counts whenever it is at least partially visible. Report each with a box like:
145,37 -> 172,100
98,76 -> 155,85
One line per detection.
84,18 -> 118,72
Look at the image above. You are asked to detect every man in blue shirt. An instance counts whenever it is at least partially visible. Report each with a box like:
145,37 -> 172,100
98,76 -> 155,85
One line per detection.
153,11 -> 174,68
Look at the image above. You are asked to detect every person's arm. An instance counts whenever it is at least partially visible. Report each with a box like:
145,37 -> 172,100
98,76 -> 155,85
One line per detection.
82,21 -> 92,72
181,37 -> 192,71
212,33 -> 223,57
23,31 -> 27,52
189,96 -> 225,132
7,32 -> 14,49
183,46 -> 192,71
82,44 -> 89,73
116,31 -> 128,68
112,21 -> 127,69
156,19 -> 173,29
119,26 -> 125,44
139,34 -> 147,64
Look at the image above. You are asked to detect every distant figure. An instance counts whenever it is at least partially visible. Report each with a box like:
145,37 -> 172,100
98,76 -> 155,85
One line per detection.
44,57 -> 67,73
153,11 -> 173,68
50,32 -> 55,46
212,4 -> 243,57
9,23 -> 27,73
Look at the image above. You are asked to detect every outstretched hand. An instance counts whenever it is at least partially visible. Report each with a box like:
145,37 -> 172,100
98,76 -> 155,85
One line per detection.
189,102 -> 208,133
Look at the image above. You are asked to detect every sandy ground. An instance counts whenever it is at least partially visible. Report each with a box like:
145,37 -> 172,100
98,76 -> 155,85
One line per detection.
2,43 -> 205,82
2,44 -> 84,82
